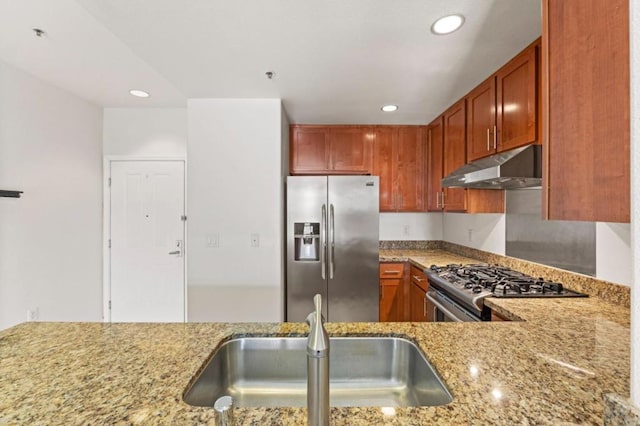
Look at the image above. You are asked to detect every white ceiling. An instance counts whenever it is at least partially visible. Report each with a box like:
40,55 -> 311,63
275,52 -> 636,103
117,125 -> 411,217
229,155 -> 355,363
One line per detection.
0,0 -> 541,124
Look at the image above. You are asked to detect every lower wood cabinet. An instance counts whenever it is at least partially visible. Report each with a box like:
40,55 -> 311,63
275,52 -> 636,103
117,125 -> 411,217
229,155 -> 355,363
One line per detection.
409,265 -> 431,322
491,310 -> 510,322
379,263 -> 405,322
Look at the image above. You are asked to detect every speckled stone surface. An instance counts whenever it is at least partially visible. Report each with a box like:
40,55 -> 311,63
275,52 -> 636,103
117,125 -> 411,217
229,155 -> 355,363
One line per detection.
380,241 -> 630,307
0,289 -> 630,426
379,240 -> 441,250
603,394 -> 640,425
439,241 -> 631,307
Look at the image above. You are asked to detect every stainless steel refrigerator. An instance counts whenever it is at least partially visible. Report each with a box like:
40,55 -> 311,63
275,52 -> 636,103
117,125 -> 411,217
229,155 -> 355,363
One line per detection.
286,176 -> 379,322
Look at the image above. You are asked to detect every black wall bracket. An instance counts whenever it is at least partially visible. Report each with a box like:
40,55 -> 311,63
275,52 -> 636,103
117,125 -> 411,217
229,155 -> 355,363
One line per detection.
0,190 -> 23,198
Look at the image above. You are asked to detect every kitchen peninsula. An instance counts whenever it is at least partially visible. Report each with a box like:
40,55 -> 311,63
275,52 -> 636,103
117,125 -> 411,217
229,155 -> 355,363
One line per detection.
0,246 -> 630,425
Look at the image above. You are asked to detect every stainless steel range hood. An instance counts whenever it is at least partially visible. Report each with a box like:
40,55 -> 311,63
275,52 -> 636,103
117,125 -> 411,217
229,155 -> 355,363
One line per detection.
441,144 -> 542,189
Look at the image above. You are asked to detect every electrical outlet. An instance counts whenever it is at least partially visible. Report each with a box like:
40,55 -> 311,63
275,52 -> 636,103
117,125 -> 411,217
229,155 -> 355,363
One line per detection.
250,233 -> 260,248
402,225 -> 411,237
206,233 -> 219,248
27,307 -> 39,322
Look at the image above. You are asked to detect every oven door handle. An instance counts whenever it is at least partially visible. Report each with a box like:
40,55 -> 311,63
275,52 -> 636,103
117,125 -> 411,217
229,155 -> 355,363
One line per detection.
426,291 -> 463,322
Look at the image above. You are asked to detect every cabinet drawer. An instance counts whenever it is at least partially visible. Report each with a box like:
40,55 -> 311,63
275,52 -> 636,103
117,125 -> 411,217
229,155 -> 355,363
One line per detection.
380,263 -> 404,278
410,265 -> 428,292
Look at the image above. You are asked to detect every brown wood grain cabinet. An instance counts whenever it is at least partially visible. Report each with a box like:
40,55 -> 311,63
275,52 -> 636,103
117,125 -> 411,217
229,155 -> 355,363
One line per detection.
379,263 -> 404,322
466,77 -> 497,162
434,101 -> 505,214
426,117 -> 444,212
466,39 -> 539,162
442,100 -> 468,212
290,125 -> 373,175
542,0 -> 629,223
496,40 -> 538,152
372,126 -> 425,212
409,265 -> 431,322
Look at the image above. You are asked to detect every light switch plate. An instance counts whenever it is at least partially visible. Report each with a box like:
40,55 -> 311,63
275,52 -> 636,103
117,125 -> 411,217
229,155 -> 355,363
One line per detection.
206,233 -> 219,248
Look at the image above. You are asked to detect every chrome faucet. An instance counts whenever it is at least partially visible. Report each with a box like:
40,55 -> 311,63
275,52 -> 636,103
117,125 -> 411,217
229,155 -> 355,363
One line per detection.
306,294 -> 330,426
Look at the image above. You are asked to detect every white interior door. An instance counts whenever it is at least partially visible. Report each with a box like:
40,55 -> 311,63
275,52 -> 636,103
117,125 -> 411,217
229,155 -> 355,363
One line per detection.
110,160 -> 185,322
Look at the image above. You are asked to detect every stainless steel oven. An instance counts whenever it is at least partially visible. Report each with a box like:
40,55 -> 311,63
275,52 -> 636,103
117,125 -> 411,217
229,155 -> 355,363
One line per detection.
426,289 -> 482,322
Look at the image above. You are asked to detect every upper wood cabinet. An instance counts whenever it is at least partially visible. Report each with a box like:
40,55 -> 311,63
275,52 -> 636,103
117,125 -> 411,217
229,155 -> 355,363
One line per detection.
426,116 -> 444,211
466,77 -> 497,162
290,125 -> 373,174
496,41 -> 538,152
432,100 -> 505,214
290,126 -> 329,173
542,0 -> 629,223
442,100 -> 468,212
372,126 -> 424,212
466,39 -> 540,162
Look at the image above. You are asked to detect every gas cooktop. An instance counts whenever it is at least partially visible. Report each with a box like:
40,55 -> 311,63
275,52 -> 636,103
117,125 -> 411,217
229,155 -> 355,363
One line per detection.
427,264 -> 588,299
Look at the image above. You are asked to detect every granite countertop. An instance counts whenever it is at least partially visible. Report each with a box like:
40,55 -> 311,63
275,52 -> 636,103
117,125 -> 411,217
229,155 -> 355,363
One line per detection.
0,249 -> 630,425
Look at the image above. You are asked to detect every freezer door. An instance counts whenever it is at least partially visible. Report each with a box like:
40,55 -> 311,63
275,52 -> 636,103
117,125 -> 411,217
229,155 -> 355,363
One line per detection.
286,176 -> 328,322
327,176 -> 380,322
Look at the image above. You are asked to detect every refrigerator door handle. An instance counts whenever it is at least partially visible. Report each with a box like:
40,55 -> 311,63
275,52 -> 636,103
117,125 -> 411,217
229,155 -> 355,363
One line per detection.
329,204 -> 335,279
321,204 -> 327,279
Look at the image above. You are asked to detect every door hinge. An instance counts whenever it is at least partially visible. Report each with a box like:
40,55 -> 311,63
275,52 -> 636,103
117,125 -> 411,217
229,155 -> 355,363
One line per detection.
108,239 -> 111,248
181,215 -> 187,221
108,177 -> 111,187
108,300 -> 111,310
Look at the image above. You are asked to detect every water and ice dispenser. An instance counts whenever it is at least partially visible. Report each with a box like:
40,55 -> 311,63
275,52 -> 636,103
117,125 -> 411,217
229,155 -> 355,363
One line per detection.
294,222 -> 320,261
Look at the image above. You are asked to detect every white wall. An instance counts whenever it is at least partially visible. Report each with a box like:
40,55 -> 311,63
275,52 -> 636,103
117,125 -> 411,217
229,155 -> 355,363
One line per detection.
379,212 -> 443,241
443,213 -> 506,255
0,60 -> 103,330
596,222 -> 632,286
187,98 -> 283,322
103,108 -> 187,156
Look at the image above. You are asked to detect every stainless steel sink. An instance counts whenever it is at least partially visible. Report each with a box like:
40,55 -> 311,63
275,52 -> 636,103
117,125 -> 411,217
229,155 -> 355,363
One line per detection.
183,336 -> 452,408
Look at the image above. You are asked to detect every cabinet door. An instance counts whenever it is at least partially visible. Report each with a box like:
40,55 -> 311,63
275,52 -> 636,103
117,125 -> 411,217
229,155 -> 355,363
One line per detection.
372,127 -> 396,211
290,126 -> 329,173
466,77 -> 496,161
426,117 -> 444,211
379,280 -> 402,322
394,126 -> 424,211
410,281 -> 426,322
543,0 -> 629,223
496,42 -> 537,152
443,100 -> 467,212
329,126 -> 372,172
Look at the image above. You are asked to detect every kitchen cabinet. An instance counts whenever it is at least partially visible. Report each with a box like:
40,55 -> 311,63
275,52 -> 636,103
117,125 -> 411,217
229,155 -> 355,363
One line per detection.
542,0 -> 629,223
372,126 -> 425,212
466,39 -> 539,162
409,265 -> 431,322
379,263 -> 404,322
491,310 -> 510,322
439,101 -> 505,213
290,125 -> 373,174
442,100 -> 467,211
426,117 -> 444,211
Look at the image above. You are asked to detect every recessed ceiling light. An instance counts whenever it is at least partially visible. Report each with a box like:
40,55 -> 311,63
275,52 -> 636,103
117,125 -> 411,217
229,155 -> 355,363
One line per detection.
381,105 -> 398,112
129,89 -> 150,98
431,14 -> 465,35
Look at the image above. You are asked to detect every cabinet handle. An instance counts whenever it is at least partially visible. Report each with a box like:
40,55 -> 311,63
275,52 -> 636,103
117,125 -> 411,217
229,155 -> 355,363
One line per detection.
412,275 -> 425,282
486,128 -> 490,151
436,192 -> 440,208
423,295 -> 427,318
383,270 -> 400,275
493,125 -> 497,150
